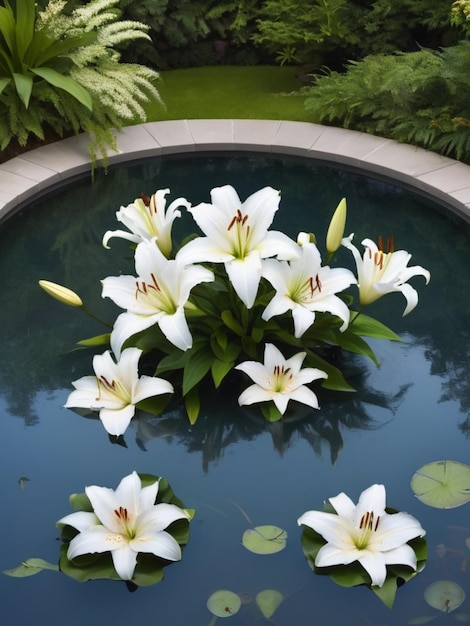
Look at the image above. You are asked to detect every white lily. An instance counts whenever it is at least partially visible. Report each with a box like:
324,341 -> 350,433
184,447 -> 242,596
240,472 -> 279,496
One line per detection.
235,343 -> 327,415
261,239 -> 357,336
343,234 -> 430,314
64,347 -> 173,436
298,483 -> 426,588
101,238 -> 214,355
102,189 -> 189,257
177,185 -> 300,309
57,471 -> 190,581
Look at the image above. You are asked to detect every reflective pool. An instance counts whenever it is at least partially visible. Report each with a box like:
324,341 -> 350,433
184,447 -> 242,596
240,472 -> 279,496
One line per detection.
1,153 -> 469,625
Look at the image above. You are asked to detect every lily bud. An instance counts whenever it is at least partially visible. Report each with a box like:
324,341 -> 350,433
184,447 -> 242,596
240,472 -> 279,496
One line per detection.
39,280 -> 83,307
326,198 -> 347,255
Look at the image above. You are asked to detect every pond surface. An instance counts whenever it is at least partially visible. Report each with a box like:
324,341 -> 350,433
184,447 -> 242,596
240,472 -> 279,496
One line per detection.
1,153 -> 469,625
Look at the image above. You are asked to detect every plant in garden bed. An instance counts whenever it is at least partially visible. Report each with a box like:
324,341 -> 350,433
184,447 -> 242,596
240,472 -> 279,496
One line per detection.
0,0 -> 160,165
40,184 -> 430,432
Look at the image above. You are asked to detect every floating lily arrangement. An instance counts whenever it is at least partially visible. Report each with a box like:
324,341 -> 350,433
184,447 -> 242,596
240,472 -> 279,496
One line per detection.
57,471 -> 194,587
298,483 -> 428,608
39,184 -> 430,436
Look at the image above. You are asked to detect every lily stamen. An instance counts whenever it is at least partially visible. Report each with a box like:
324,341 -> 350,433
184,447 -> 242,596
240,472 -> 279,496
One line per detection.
227,215 -> 237,231
135,280 -> 148,299
149,273 -> 161,292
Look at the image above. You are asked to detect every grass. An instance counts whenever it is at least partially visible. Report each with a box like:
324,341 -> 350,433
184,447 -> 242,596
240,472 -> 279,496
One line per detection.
146,65 -> 309,122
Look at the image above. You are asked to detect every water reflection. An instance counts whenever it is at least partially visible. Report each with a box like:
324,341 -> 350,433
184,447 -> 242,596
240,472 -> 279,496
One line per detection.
103,356 -> 410,471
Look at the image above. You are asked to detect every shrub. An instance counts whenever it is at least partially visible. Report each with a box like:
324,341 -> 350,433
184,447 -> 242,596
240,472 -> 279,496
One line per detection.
0,0 -> 161,164
303,41 -> 470,163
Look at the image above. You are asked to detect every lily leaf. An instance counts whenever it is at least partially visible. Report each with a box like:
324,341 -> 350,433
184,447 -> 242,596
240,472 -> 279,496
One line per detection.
182,347 -> 213,395
4,558 -> 59,577
255,589 -> 284,619
207,589 -> 241,618
348,313 -> 402,342
411,460 -> 470,508
77,333 -> 110,347
424,580 -> 465,613
211,358 -> 234,389
184,386 -> 200,425
242,525 -> 287,555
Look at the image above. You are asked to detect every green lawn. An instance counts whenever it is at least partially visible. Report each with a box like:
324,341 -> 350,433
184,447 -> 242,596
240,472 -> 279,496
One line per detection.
147,65 -> 309,122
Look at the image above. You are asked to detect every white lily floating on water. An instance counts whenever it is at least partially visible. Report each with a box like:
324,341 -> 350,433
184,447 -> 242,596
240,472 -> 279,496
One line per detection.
236,343 -> 327,415
342,234 -> 430,315
65,347 -> 173,436
102,237 -> 214,355
102,188 -> 189,257
57,471 -> 190,581
298,483 -> 426,588
261,236 -> 357,336
178,185 -> 300,309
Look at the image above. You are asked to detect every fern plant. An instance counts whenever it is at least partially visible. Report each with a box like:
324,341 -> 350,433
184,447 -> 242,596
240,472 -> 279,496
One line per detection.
0,0 -> 161,165
303,42 -> 470,163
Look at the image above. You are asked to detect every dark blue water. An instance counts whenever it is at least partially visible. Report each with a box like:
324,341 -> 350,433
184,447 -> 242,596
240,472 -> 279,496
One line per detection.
1,154 -> 469,625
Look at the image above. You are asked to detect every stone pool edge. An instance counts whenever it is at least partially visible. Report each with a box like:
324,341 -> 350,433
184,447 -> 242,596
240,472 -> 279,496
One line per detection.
1,119 -> 470,222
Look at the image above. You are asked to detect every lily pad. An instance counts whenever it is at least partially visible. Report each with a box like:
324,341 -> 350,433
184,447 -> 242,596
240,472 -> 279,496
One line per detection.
424,580 -> 465,612
242,525 -> 287,555
4,558 -> 59,577
411,460 -> 470,509
207,590 -> 241,617
255,589 -> 284,618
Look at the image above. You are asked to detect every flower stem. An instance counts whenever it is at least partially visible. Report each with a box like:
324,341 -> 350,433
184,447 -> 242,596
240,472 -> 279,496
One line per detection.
80,305 -> 113,328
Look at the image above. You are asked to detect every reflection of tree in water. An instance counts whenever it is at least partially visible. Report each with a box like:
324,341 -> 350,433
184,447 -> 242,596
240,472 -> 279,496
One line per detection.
424,331 -> 470,436
126,361 -> 411,471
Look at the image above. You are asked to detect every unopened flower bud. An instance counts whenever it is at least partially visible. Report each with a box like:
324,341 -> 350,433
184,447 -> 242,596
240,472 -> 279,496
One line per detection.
39,280 -> 83,307
326,198 -> 347,255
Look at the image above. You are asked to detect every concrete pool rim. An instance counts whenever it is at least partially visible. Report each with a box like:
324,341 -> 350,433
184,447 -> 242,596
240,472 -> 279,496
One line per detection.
1,119 -> 470,223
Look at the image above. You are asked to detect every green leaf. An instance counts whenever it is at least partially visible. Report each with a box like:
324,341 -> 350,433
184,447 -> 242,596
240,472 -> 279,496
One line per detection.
255,589 -> 284,619
424,580 -> 465,612
242,525 -> 287,555
182,347 -> 213,395
156,349 -> 190,375
184,386 -> 200,425
211,358 -> 234,389
12,72 -> 33,107
0,76 -> 11,95
4,558 -> 59,577
349,313 -> 402,342
77,333 -> 110,347
221,309 -> 244,336
330,329 -> 379,364
304,350 -> 355,392
207,589 -> 241,617
30,67 -> 93,111
411,460 -> 470,509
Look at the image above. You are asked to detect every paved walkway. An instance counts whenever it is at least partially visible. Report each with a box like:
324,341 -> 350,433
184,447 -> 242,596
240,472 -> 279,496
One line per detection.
1,119 -> 470,222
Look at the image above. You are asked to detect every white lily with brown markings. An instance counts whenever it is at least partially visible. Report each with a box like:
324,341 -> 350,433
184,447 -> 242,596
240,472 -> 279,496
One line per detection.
343,234 -> 430,315
298,483 -> 426,587
178,185 -> 300,309
57,471 -> 190,581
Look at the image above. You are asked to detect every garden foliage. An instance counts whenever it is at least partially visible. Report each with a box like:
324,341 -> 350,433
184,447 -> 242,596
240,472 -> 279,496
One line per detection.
0,0 -> 160,162
303,40 -> 470,164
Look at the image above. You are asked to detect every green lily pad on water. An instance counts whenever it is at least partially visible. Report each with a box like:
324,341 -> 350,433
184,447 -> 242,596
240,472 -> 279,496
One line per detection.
242,525 -> 287,555
424,580 -> 465,612
206,590 -> 241,617
256,589 -> 284,618
411,460 -> 470,509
